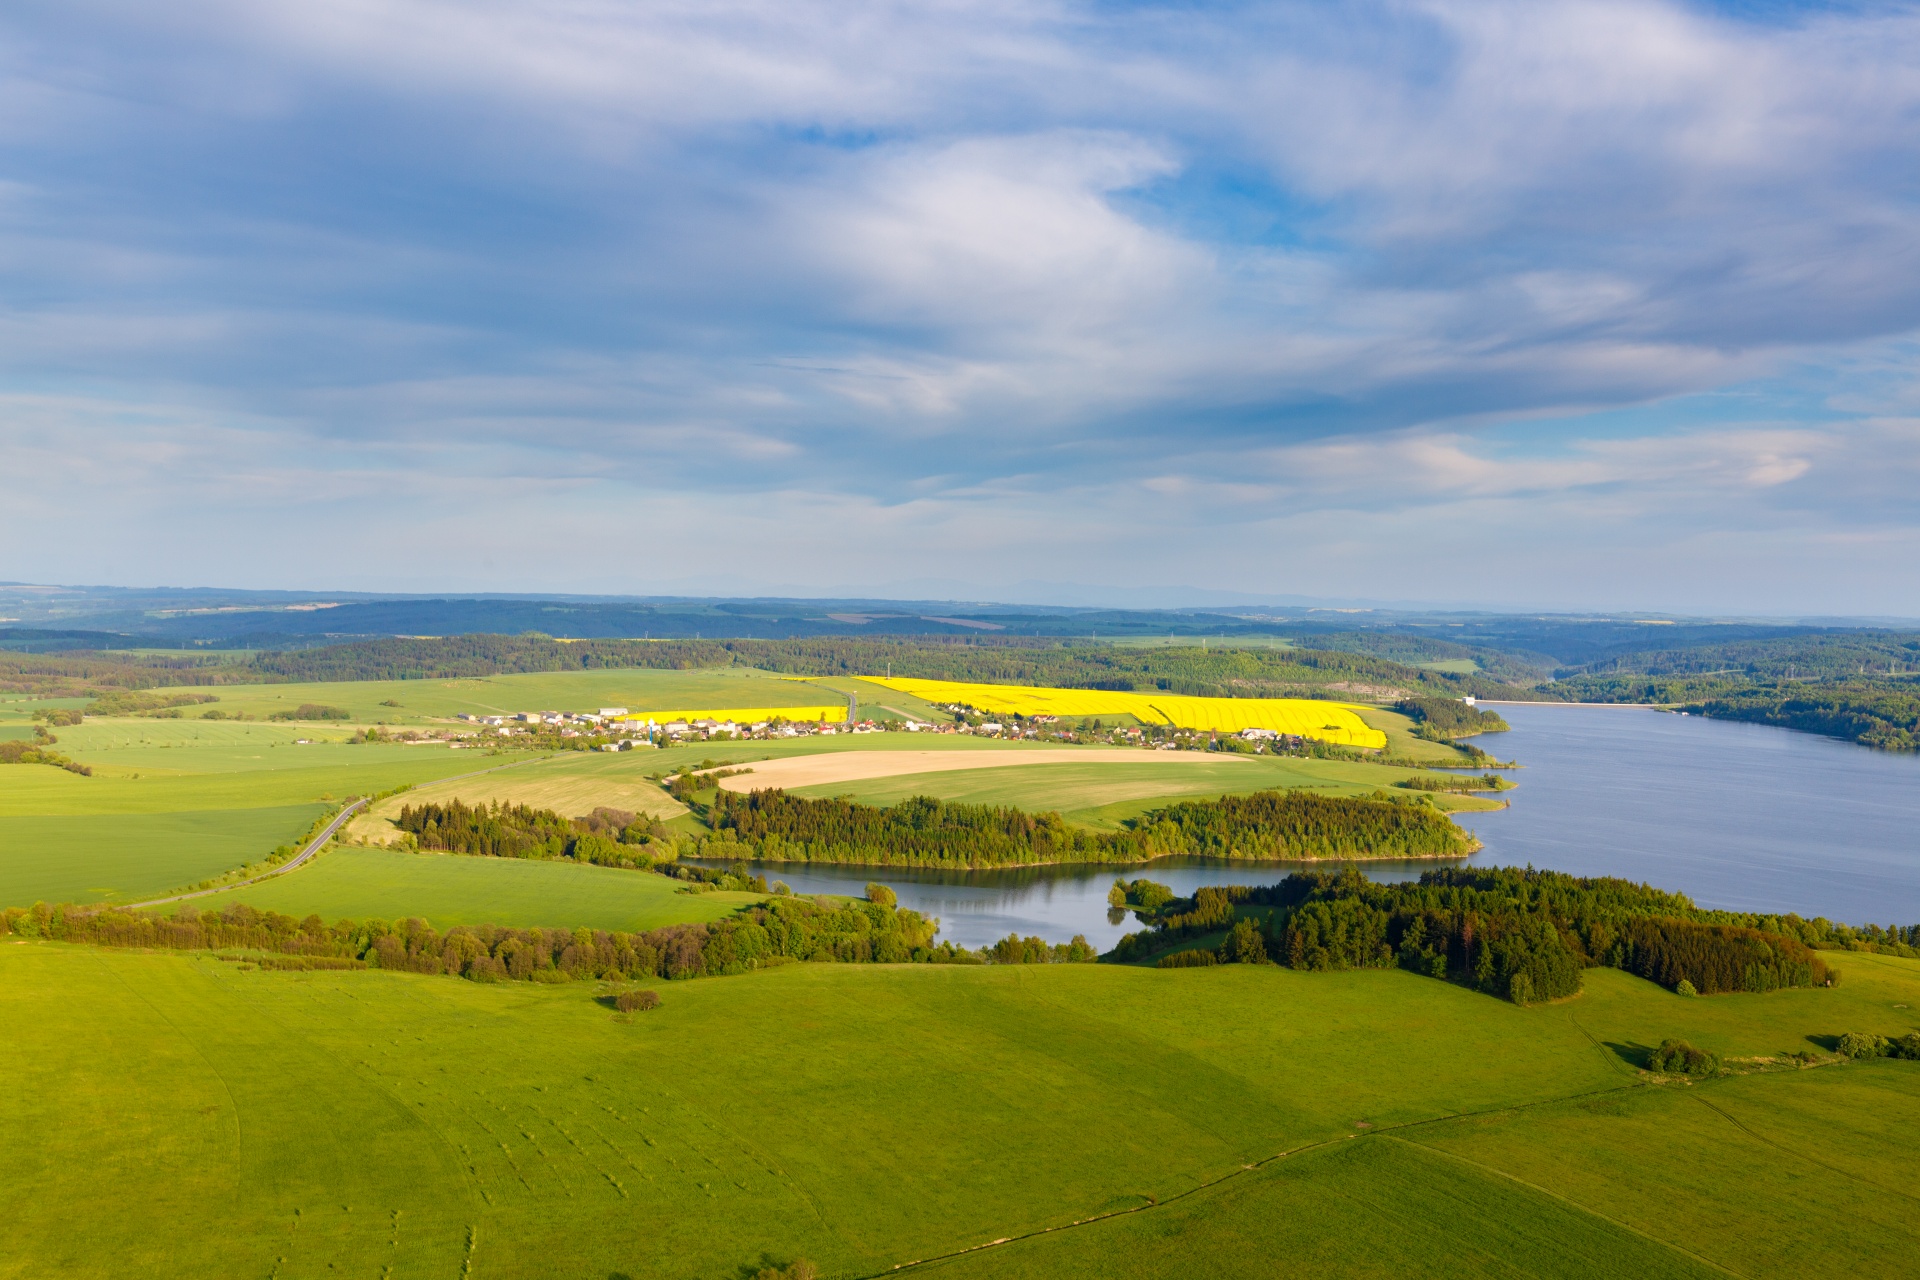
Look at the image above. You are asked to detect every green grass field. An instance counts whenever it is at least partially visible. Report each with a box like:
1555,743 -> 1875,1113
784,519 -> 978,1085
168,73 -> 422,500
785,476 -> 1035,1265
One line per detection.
0,719 -> 524,905
3,945 -> 1914,1279
0,805 -> 325,906
142,667 -> 841,726
789,755 -> 1505,827
1,699 -> 1503,910
192,845 -> 767,930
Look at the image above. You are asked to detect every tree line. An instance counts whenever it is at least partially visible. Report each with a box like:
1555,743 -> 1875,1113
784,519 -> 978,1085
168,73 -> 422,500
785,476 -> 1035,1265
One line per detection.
704,787 -> 1476,869
1115,865 -> 1868,1003
0,726 -> 91,776
2,894 -> 987,980
1541,672 -> 1920,751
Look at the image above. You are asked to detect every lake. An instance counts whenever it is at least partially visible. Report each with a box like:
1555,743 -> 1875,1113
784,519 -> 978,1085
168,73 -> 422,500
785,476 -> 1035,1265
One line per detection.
692,704 -> 1920,948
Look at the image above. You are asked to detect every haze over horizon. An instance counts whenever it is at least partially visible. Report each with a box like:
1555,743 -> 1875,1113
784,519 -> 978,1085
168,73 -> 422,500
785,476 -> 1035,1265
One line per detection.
6,0 -> 1920,614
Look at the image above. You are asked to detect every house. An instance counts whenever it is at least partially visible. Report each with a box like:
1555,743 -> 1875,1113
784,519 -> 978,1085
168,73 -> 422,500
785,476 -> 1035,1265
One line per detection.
600,707 -> 629,718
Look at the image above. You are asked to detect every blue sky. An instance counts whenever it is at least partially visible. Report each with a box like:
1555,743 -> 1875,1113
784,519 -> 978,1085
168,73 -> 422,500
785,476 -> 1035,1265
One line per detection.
4,0 -> 1919,613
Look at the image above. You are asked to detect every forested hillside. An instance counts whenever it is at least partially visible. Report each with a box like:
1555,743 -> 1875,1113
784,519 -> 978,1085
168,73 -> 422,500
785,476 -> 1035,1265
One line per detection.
1117,865 -> 1911,1004
1,633 -> 1539,703
1544,673 -> 1920,751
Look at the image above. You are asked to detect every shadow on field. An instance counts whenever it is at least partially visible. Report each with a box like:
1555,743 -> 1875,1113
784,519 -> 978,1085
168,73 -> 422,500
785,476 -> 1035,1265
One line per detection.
1605,1040 -> 1653,1070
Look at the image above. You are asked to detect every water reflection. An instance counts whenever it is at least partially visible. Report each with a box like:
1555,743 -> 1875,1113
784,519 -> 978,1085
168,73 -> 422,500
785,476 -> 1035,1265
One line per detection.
684,853 -> 1450,951
692,704 -> 1920,947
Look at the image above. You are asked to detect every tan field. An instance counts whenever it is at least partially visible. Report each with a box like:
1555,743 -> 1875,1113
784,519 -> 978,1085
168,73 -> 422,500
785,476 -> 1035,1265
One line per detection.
711,748 -> 1248,792
347,755 -> 687,846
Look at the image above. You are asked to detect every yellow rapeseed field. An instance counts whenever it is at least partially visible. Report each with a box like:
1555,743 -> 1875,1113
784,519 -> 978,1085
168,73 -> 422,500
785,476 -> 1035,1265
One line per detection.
864,678 -> 1387,749
612,705 -> 847,725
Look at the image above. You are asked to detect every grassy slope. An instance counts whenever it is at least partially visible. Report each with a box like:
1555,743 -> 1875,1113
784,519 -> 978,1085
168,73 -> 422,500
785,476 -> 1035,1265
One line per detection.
348,752 -> 689,844
3,945 -> 1915,1280
789,755 -> 1504,828
0,805 -> 324,906
0,721 -> 511,905
191,846 -> 766,930
1,673 -> 1501,910
1351,704 -> 1501,765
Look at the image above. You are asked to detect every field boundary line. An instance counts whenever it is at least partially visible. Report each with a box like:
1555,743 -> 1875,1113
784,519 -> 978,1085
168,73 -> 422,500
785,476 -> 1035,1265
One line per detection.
848,1134 -> 1353,1278
850,1078 -> 1647,1279
1688,1086 -> 1920,1205
1379,1134 -> 1749,1279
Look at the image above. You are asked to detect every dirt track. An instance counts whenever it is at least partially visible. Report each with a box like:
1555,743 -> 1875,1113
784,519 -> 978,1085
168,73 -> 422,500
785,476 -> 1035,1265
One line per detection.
712,748 -> 1245,791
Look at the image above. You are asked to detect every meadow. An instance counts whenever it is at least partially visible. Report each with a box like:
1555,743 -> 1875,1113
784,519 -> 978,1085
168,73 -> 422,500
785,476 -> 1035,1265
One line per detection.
3,940 -> 1915,1279
0,717 -> 498,904
346,751 -> 690,846
191,845 -> 766,931
786,755 -> 1504,829
139,667 -> 845,726
2,672 -> 1500,916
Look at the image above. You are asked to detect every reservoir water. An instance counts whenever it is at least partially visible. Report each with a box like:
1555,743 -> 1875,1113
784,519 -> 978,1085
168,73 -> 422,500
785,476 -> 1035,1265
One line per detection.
693,704 -> 1920,949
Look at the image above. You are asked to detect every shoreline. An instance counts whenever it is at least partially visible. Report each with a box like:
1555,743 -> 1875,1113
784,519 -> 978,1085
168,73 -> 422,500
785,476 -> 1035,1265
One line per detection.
689,842 -> 1482,874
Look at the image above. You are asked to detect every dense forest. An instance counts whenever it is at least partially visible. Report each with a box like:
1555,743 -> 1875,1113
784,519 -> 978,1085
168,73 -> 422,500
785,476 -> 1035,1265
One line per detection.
237,634 -> 1541,701
705,787 -> 1476,868
1685,683 -> 1920,752
1554,630 -> 1920,680
1,632 -> 1538,703
395,800 -> 668,868
1114,866 -> 1888,1002
1393,695 -> 1510,740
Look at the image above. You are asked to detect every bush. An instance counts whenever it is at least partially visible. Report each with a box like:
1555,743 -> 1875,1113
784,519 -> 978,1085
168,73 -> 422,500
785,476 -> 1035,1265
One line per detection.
615,989 -> 661,1013
271,703 -> 351,721
1832,1030 -> 1920,1060
1675,979 -> 1698,997
1646,1038 -> 1719,1077
1158,949 -> 1219,969
752,1261 -> 816,1280
865,882 -> 897,907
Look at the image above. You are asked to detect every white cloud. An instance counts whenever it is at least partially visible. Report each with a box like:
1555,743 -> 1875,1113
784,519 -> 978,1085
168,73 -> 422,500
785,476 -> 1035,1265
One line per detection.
5,0 -> 1920,609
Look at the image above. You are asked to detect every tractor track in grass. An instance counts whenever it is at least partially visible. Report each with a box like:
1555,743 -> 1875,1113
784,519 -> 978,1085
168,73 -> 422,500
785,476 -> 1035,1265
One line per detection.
853,1076 -> 1660,1278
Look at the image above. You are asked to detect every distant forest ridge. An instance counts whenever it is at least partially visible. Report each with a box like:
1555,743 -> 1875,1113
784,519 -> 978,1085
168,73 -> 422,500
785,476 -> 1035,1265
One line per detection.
4,618 -> 1918,751
0,633 -> 1543,704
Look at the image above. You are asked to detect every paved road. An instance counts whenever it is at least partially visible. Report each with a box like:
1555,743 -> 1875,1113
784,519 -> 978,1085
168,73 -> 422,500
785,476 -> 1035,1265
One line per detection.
122,797 -> 368,910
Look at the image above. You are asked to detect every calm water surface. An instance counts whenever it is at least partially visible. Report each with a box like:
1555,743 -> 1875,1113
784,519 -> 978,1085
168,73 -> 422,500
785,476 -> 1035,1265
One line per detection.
695,705 -> 1920,948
